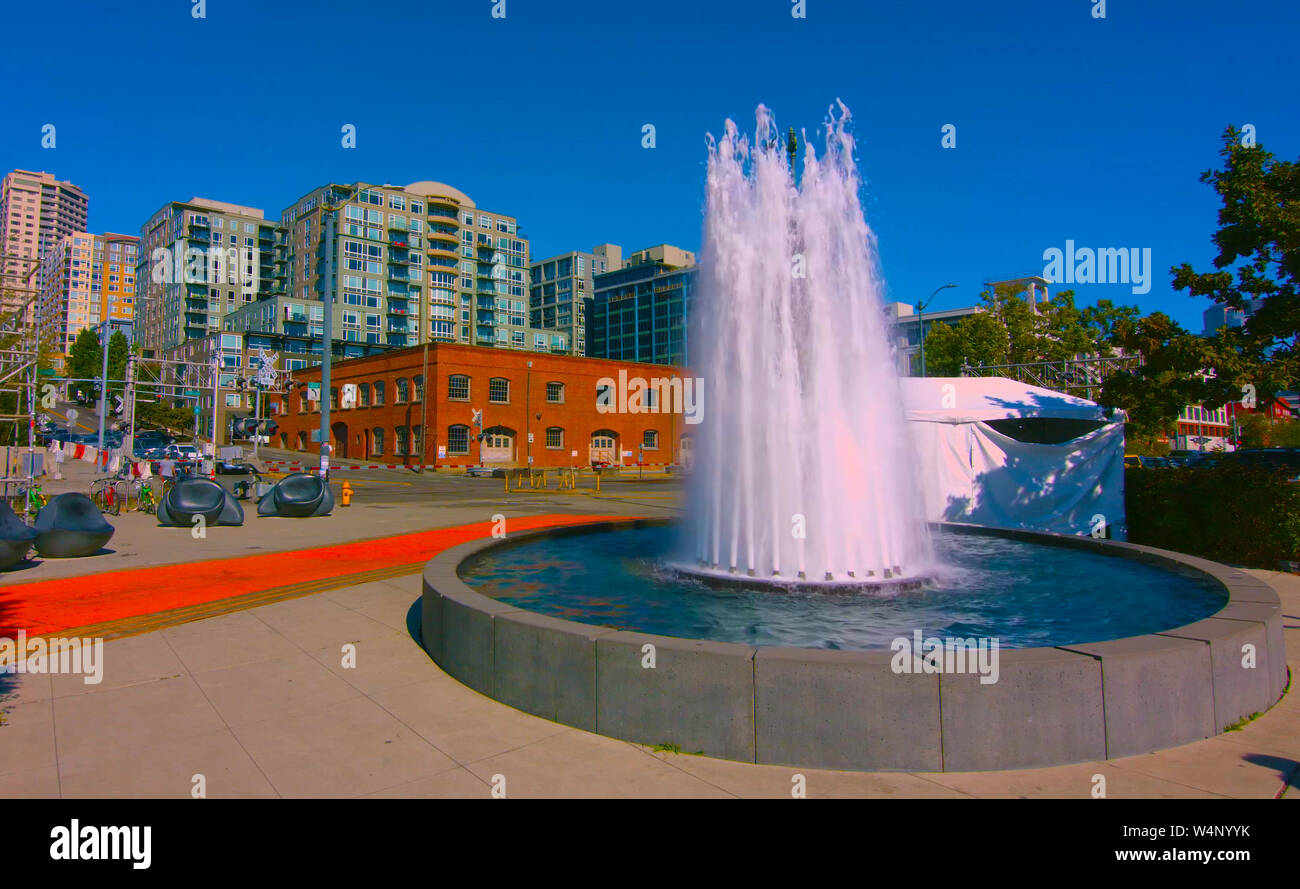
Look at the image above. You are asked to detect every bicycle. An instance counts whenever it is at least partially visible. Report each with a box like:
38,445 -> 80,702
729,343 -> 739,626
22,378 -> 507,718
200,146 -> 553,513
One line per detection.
137,480 -> 158,515
88,477 -> 122,516
8,482 -> 46,516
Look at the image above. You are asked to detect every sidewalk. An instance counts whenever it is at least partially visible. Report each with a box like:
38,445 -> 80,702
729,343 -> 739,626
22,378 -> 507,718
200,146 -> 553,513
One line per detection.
1,546 -> 1294,797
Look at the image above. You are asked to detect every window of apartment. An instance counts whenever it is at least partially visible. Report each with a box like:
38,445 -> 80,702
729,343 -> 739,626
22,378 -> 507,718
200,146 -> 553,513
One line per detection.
447,424 -> 469,456
643,430 -> 659,450
395,426 -> 410,456
371,427 -> 384,456
448,374 -> 470,400
373,381 -> 386,405
545,427 -> 564,449
395,377 -> 409,403
413,374 -> 423,401
488,378 -> 509,403
359,383 -> 370,407
546,381 -> 564,403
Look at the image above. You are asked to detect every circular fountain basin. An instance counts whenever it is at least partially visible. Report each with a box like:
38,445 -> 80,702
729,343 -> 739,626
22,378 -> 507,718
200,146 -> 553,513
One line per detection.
419,519 -> 1288,772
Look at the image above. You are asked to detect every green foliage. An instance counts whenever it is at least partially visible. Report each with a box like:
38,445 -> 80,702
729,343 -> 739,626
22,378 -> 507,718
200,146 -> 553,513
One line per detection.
1171,126 -> 1300,396
1237,413 -> 1300,447
66,328 -> 103,387
921,284 -> 1136,377
1125,464 -> 1300,568
106,331 -> 129,394
1107,127 -> 1299,438
1223,711 -> 1264,732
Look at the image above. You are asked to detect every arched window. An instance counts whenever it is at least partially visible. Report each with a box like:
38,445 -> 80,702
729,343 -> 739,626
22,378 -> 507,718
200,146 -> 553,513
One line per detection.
359,383 -> 370,407
395,377 -> 409,403
488,377 -> 510,404
448,374 -> 470,400
545,427 -> 564,449
329,387 -> 338,410
447,424 -> 470,456
299,393 -> 309,414
371,427 -> 385,457
395,426 -> 410,456
412,424 -> 423,457
413,374 -> 424,402
373,381 -> 386,406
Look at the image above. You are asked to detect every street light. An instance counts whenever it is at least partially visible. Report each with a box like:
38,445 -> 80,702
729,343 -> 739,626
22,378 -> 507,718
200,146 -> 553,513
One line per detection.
916,283 -> 957,377
317,185 -> 353,479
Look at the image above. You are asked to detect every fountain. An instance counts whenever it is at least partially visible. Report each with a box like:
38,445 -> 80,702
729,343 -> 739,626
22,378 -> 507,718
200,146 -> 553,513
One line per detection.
679,102 -> 932,591
419,104 -> 1287,773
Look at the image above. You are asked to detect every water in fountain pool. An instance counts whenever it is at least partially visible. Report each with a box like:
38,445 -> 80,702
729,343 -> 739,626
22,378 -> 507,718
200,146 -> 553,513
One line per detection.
461,524 -> 1227,650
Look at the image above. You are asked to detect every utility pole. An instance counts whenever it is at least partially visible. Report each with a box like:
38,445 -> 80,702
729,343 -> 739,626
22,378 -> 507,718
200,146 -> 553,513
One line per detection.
418,341 -> 429,470
96,319 -> 110,465
318,188 -> 349,480
209,354 -> 220,477
123,351 -> 137,459
525,360 -> 532,468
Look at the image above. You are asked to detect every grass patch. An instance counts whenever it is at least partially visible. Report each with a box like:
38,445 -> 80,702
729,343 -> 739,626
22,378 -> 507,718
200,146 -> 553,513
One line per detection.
650,742 -> 703,755
1223,711 -> 1265,732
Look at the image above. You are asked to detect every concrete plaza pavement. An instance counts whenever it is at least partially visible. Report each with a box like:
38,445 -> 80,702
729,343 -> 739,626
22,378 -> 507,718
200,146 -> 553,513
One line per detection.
0,470 -> 1296,798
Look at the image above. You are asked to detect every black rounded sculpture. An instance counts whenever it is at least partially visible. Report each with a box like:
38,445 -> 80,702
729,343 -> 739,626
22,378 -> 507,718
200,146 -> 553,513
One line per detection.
257,472 -> 333,518
0,498 -> 38,568
157,476 -> 245,527
33,493 -> 115,559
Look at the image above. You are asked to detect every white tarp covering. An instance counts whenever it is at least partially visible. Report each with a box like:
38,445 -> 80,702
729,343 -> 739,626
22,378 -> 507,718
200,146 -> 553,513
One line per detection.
900,377 -> 1125,539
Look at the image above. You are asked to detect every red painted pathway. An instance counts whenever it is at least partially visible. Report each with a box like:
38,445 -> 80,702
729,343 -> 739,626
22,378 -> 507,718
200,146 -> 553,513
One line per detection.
0,514 -> 629,639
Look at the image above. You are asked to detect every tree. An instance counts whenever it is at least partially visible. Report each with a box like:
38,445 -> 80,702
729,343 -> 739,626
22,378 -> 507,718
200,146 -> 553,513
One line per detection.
1171,126 -> 1299,398
1102,127 -> 1298,437
921,311 -> 1009,375
919,284 -> 1130,376
106,331 -> 129,395
66,328 -> 102,390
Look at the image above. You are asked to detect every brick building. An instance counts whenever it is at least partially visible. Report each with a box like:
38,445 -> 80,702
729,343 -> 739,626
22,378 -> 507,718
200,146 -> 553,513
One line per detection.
271,342 -> 695,469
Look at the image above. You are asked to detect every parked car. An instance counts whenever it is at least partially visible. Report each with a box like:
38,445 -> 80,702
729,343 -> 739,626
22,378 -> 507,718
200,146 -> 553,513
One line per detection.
1220,448 -> 1300,480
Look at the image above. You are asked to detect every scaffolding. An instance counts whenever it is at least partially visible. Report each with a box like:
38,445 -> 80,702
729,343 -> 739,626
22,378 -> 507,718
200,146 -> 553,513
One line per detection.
959,354 -> 1142,401
0,250 -> 42,523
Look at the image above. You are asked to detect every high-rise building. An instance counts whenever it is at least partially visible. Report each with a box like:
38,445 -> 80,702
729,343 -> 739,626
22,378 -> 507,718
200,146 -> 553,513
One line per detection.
588,244 -> 695,366
135,197 -> 287,357
37,232 -> 138,372
1,170 -> 89,319
1202,299 -> 1264,337
271,180 -> 547,353
529,243 -> 622,356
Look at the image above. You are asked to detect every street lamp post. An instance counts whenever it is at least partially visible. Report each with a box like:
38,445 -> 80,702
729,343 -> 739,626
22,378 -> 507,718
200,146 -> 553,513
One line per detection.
916,283 -> 957,377
318,193 -> 341,479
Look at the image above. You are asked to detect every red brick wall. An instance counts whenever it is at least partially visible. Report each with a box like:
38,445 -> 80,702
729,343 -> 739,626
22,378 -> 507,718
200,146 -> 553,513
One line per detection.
273,342 -> 693,468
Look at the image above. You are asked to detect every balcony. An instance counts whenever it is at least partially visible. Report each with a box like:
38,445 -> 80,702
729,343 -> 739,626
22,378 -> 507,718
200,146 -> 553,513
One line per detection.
387,253 -> 410,266
186,229 -> 210,243
426,196 -> 460,211
387,220 -> 408,232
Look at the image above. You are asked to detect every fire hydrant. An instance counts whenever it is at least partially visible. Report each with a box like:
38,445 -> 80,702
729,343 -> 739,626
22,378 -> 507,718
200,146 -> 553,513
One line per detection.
340,480 -> 353,507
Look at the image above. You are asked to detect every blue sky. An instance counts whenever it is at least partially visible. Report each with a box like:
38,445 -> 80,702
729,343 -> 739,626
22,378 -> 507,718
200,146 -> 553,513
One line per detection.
3,0 -> 1296,333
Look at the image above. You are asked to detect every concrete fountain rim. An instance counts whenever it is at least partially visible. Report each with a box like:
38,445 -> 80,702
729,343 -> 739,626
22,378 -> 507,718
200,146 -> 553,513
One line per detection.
419,517 -> 1287,772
